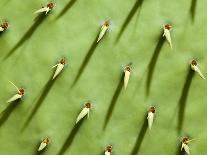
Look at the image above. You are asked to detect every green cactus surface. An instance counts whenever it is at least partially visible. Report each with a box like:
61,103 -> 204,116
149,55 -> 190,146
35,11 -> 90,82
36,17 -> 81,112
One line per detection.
0,0 -> 207,155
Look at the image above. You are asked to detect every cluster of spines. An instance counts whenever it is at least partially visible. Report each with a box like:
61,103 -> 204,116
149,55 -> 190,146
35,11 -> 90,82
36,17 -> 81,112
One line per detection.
1,1 -> 205,155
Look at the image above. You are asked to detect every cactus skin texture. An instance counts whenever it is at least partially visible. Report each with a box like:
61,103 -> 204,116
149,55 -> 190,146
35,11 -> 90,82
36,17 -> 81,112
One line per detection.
0,0 -> 206,155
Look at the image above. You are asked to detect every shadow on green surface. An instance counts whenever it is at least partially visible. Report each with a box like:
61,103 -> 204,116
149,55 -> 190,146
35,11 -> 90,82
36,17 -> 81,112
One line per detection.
115,0 -> 144,43
35,150 -> 47,155
0,29 -> 9,38
190,0 -> 197,22
130,113 -> 148,155
177,68 -> 194,133
57,119 -> 84,155
71,31 -> 100,87
103,72 -> 124,130
0,32 -> 4,38
146,33 -> 165,96
56,0 -> 78,20
4,13 -> 47,60
0,99 -> 21,127
22,75 -> 57,131
0,31 -> 4,37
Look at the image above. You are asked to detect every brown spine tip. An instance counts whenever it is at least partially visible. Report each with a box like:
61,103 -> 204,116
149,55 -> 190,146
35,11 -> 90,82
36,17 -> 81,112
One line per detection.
85,102 -> 91,109
60,58 -> 66,65
148,106 -> 155,113
1,22 -> 9,30
164,24 -> 172,30
191,59 -> 197,66
182,137 -> 190,144
124,65 -> 131,72
18,88 -> 25,95
105,145 -> 112,152
47,2 -> 54,9
43,137 -> 49,144
104,20 -> 110,27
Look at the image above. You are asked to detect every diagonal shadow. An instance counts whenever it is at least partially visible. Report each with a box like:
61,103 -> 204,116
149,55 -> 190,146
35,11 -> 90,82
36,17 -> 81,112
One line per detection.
71,31 -> 100,87
103,73 -> 124,130
22,76 -> 57,131
0,28 -> 9,38
0,99 -> 21,127
56,0 -> 78,20
35,149 -> 47,155
115,0 -> 144,43
177,68 -> 194,133
146,33 -> 165,96
57,119 -> 84,155
175,143 -> 185,155
130,113 -> 148,155
0,31 -> 5,37
190,0 -> 197,22
4,13 -> 47,60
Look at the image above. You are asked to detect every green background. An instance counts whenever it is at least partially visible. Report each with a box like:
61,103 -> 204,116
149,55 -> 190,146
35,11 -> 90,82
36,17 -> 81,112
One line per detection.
0,0 -> 207,154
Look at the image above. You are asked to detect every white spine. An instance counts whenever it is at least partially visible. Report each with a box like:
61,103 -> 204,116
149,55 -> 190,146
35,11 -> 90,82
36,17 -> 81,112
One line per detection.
87,109 -> 90,118
191,65 -> 205,79
97,25 -> 108,43
52,64 -> 58,68
76,107 -> 89,124
9,81 -> 20,93
38,142 -> 47,151
45,7 -> 50,15
0,27 -> 4,31
124,70 -> 130,89
181,143 -> 190,155
190,64 -> 196,71
7,94 -> 22,103
147,112 -> 154,130
197,69 -> 205,79
105,151 -> 111,155
163,29 -> 172,49
34,7 -> 49,14
52,63 -> 64,80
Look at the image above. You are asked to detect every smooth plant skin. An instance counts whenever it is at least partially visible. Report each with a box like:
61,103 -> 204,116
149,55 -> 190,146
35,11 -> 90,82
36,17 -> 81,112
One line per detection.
0,0 -> 207,155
